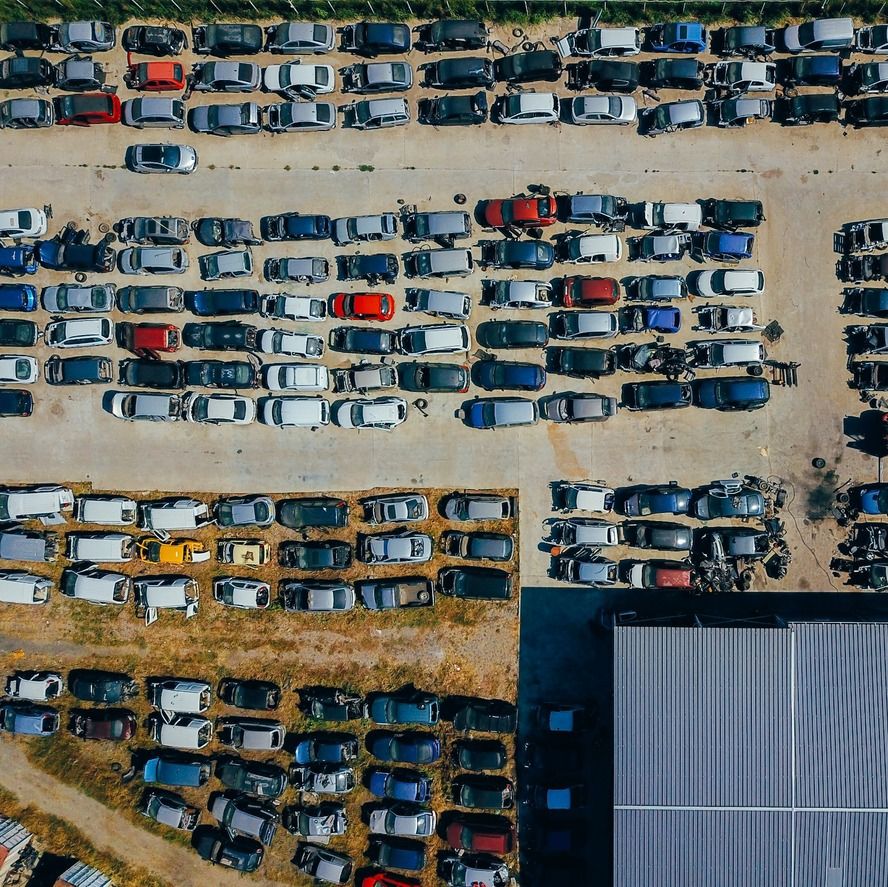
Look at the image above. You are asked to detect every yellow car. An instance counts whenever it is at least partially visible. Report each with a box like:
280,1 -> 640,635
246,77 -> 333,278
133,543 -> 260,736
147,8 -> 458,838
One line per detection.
136,538 -> 211,565
217,539 -> 271,567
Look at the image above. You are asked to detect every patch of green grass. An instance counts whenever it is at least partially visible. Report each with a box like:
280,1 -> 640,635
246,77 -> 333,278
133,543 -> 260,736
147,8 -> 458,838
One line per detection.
358,164 -> 375,172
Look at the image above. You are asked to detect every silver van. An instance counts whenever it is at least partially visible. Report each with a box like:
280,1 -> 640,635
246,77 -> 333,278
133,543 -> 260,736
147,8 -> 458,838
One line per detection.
138,499 -> 211,534
404,288 -> 472,320
60,566 -> 131,605
0,486 -> 74,521
149,713 -> 213,749
74,496 -> 138,526
346,97 -> 410,130
0,571 -> 52,605
66,533 -> 135,563
0,529 -> 59,563
149,679 -> 212,714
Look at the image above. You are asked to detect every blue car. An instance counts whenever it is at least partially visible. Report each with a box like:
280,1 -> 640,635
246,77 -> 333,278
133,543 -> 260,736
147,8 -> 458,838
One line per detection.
367,767 -> 432,802
184,289 -> 260,317
474,360 -> 546,391
0,284 -> 37,311
620,484 -> 692,516
365,690 -> 440,726
367,836 -> 426,872
0,245 -> 37,276
648,21 -> 708,53
0,389 -> 33,417
367,730 -> 441,764
0,703 -> 59,736
292,732 -> 359,765
624,306 -> 681,333
857,484 -> 888,515
143,754 -> 211,787
261,213 -> 331,241
692,232 -> 754,262
694,376 -> 770,411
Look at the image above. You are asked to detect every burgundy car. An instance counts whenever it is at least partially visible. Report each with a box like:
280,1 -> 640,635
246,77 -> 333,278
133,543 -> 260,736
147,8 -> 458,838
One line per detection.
70,708 -> 137,742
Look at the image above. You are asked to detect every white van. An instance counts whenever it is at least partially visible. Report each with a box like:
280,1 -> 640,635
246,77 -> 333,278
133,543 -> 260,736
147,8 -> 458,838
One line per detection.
0,486 -> 74,521
149,713 -> 212,750
66,534 -> 135,563
134,576 -> 199,611
149,679 -> 211,714
60,566 -> 131,605
5,671 -> 64,701
0,571 -> 51,605
139,499 -> 211,534
74,496 -> 138,526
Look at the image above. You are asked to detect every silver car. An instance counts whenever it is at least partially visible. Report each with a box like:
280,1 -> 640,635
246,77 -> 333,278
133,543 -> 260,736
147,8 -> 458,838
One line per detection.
108,392 -> 181,422
42,284 -> 114,313
188,102 -> 262,136
368,803 -> 436,837
122,98 -> 185,129
125,144 -> 198,175
118,247 -> 189,275
192,61 -> 261,92
266,22 -> 336,54
332,213 -> 398,246
0,98 -> 54,129
53,21 -> 116,53
265,101 -> 336,132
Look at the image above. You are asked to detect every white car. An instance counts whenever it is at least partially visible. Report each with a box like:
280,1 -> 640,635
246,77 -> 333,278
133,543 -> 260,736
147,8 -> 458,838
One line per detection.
263,62 -> 335,97
556,482 -> 615,513
334,397 -> 408,430
360,530 -> 433,564
265,363 -> 329,391
692,339 -> 765,368
109,392 -> 181,422
261,396 -> 330,428
182,393 -> 256,425
635,202 -> 702,232
60,566 -> 131,605
0,207 -> 47,239
260,294 -> 326,322
689,268 -> 765,297
495,91 -> 560,125
256,329 -> 324,357
554,26 -> 641,58
332,213 -> 398,246
44,318 -> 113,349
212,577 -> 271,609
404,289 -> 471,320
265,101 -> 337,132
0,356 -> 37,384
707,61 -> 776,93
570,95 -> 637,125
550,518 -> 620,546
558,234 -> 623,264
489,280 -> 553,310
398,323 -> 470,356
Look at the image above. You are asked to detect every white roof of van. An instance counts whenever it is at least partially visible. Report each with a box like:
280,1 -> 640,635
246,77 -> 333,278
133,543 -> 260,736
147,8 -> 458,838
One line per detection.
155,680 -> 210,713
141,499 -> 208,530
1,487 -> 73,518
0,573 -> 51,603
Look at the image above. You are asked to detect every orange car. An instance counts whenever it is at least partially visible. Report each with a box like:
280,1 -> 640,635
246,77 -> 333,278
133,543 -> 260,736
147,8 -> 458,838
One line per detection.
330,292 -> 395,322
124,60 -> 186,91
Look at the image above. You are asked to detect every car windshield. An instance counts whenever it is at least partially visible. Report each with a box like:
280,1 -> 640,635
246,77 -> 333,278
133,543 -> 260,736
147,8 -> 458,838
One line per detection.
59,95 -> 108,117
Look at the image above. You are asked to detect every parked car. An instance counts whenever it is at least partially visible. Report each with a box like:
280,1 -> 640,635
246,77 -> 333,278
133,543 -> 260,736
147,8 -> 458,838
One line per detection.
492,92 -> 560,125
54,92 -> 120,125
281,581 -> 356,612
461,397 -> 538,430
192,61 -> 261,92
266,101 -> 336,132
122,25 -> 187,56
367,731 -> 441,764
640,99 -> 704,136
555,26 -> 641,58
0,98 -> 54,129
193,829 -> 263,872
70,707 -> 136,741
438,566 -> 512,599
421,55 -> 493,88
494,50 -> 561,84
441,531 -> 514,561
265,21 -> 335,54
641,57 -> 704,90
338,254 -> 399,284
776,93 -> 840,125
570,93 -> 637,124
358,578 -> 434,609
694,376 -> 770,410
125,144 -> 198,175
192,23 -> 263,55
474,360 -> 546,392
52,20 -> 115,53
188,102 -> 261,136
365,690 -> 440,725
339,21 -> 410,56
619,484 -> 691,516
398,361 -> 468,393
780,17 -> 853,53
445,816 -> 515,853
344,97 -> 410,130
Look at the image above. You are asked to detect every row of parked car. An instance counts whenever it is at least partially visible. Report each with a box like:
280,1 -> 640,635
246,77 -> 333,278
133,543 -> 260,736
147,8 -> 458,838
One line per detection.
1,667 -> 518,883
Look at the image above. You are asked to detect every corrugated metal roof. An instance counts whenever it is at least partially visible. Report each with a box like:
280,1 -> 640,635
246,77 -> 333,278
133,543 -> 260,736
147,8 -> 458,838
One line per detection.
55,861 -> 114,887
0,815 -> 31,852
613,623 -> 888,887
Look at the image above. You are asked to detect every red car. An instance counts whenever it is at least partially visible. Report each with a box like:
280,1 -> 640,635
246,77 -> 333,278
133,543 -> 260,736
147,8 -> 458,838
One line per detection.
70,708 -> 137,742
446,817 -> 515,854
561,276 -> 621,307
360,873 -> 419,887
119,322 -> 180,354
124,60 -> 186,91
481,195 -> 557,229
330,292 -> 395,322
54,93 -> 121,126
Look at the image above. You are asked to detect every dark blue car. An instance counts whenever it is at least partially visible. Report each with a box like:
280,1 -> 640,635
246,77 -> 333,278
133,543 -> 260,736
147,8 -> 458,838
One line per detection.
624,306 -> 681,333
367,767 -> 432,802
0,389 -> 33,417
184,289 -> 260,317
0,284 -> 37,311
0,245 -> 37,276
620,484 -> 692,516
694,376 -> 770,411
474,360 -> 546,391
648,22 -> 707,53
261,213 -> 331,241
293,732 -> 359,765
692,231 -> 754,261
367,730 -> 441,764
480,239 -> 555,271
367,836 -> 426,871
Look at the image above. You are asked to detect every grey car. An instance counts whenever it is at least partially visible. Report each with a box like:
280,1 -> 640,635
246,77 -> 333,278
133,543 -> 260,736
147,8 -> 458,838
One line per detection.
623,520 -> 692,551
266,21 -> 336,54
341,61 -> 413,93
332,213 -> 398,246
293,844 -> 353,885
265,101 -> 336,132
362,493 -> 429,525
125,144 -> 198,175
192,61 -> 261,92
118,247 -> 188,275
281,580 -> 356,612
209,791 -> 278,845
441,531 -> 514,562
0,97 -> 53,129
367,802 -> 436,837
122,98 -> 186,129
188,102 -> 262,136
215,495 -> 275,527
42,284 -> 115,313
53,21 -> 115,53
402,210 -> 472,244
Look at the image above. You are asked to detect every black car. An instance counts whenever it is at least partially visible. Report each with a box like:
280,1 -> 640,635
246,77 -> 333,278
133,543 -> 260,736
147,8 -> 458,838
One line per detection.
122,25 -> 187,56
622,380 -> 692,411
418,92 -> 488,126
548,346 -> 616,378
699,199 -> 765,230
398,361 -> 469,392
216,756 -> 288,799
45,355 -> 113,386
477,320 -> 549,349
454,738 -> 507,771
192,23 -> 263,56
68,669 -> 137,703
329,326 -> 399,355
846,97 -> 888,128
261,213 -> 331,241
494,50 -> 562,84
414,19 -> 488,52
451,698 -> 517,732
438,567 -> 512,601
567,59 -> 639,93
842,288 -> 888,317
0,389 -> 32,417
339,21 -> 411,56
193,828 -> 263,872
194,217 -> 261,247
117,286 -> 184,314
184,289 -> 260,317
0,319 -> 37,347
218,679 -> 280,711
441,531 -> 514,562
278,497 -> 349,530
0,21 -> 52,51
640,58 -> 704,90
715,24 -> 777,58
777,54 -> 842,87
279,540 -> 353,570
299,687 -> 364,722
182,322 -> 259,352
844,62 -> 888,96
0,55 -> 54,89
338,253 -> 399,284
479,240 -> 555,271
119,358 -> 185,390
420,56 -> 494,89
184,360 -> 256,389
474,359 -> 546,391
776,92 -> 840,125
